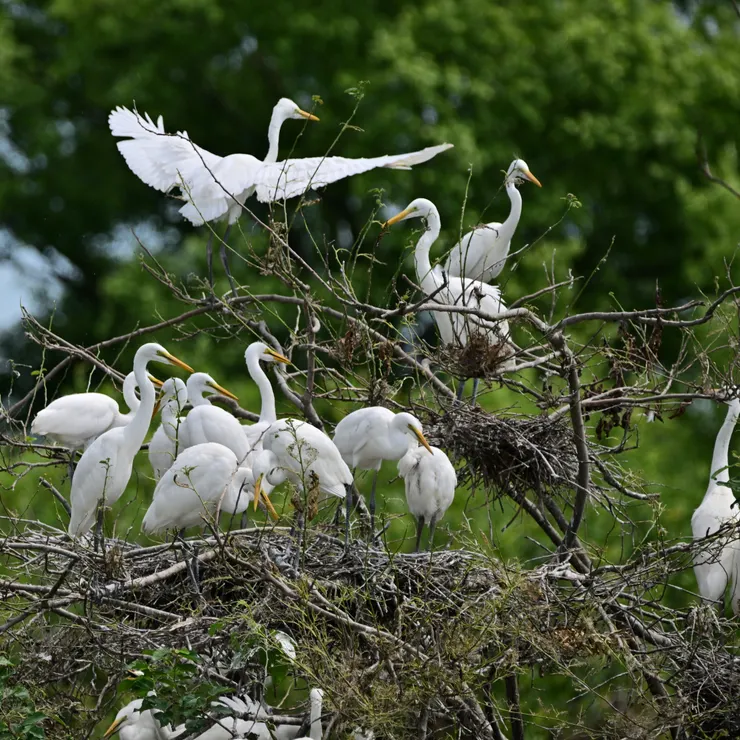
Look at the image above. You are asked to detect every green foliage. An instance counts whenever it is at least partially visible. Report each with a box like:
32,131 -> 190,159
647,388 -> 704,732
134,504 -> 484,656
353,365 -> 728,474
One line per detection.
0,658 -> 46,740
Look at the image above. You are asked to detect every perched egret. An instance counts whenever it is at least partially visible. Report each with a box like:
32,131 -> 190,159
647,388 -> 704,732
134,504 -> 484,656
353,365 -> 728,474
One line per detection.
333,408 -> 432,532
445,159 -> 541,283
102,698 -> 184,740
31,371 -> 162,452
179,373 -> 248,463
384,198 -> 510,349
295,689 -> 324,740
398,444 -> 457,552
254,419 -> 353,541
692,396 -> 740,613
148,377 -> 188,481
142,442 -> 277,534
242,342 -> 291,450
67,343 -> 193,539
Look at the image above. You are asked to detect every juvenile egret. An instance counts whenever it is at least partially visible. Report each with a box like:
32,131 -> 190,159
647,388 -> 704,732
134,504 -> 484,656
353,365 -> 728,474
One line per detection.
142,442 -> 277,534
179,373 -> 248,463
398,444 -> 457,552
254,419 -> 353,541
384,198 -> 510,350
333,408 -> 432,532
148,377 -> 188,481
445,159 -> 541,283
692,396 -> 740,613
242,342 -> 291,450
31,372 -> 162,451
68,343 -> 193,539
103,698 -> 185,740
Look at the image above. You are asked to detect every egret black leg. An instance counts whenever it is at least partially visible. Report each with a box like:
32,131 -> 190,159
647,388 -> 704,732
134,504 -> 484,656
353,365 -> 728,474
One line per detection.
67,450 -> 76,483
456,381 -> 466,401
415,517 -> 425,553
218,224 -> 238,298
188,543 -> 201,594
344,485 -> 353,548
93,505 -> 105,555
205,231 -> 215,292
369,469 -> 379,536
471,378 -> 480,405
240,512 -> 248,530
428,514 -> 438,553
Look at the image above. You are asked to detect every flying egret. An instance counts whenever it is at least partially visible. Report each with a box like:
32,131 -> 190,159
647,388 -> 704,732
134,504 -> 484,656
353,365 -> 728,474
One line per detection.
31,371 -> 163,452
102,698 -> 185,740
67,343 -> 193,540
179,373 -> 248,463
692,395 -> 740,613
445,159 -> 541,283
253,419 -> 353,542
148,377 -> 188,481
333,408 -> 432,533
398,444 -> 457,552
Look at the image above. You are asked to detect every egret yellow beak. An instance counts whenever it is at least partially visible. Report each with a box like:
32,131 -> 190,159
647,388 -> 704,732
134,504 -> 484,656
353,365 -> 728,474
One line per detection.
148,375 -> 164,387
297,108 -> 320,122
383,207 -> 416,229
522,169 -> 542,188
265,348 -> 291,365
411,426 -> 433,454
206,380 -> 239,402
158,351 -> 194,374
253,474 -> 279,520
103,716 -> 126,739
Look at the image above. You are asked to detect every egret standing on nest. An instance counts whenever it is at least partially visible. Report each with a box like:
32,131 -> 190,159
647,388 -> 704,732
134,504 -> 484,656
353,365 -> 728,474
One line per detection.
445,159 -> 541,283
333,408 -> 433,533
692,392 -> 740,613
109,98 -> 453,294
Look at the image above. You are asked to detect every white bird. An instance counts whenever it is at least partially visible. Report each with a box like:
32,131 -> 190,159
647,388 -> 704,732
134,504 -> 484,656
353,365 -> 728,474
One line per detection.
102,698 -> 185,740
692,396 -> 740,613
68,343 -> 193,539
148,377 -> 188,481
398,444 -> 457,552
333,408 -> 433,532
241,342 -> 291,450
108,100 -> 453,227
384,198 -> 510,350
444,159 -> 541,283
31,371 -> 162,452
142,442 -> 277,535
179,373 -> 249,463
253,419 -> 353,541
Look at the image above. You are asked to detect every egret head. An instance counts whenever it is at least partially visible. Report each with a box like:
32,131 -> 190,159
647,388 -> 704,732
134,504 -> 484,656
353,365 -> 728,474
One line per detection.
506,159 -> 542,188
245,342 -> 291,366
383,198 -> 438,228
275,97 -> 320,123
135,343 -> 195,373
395,412 -> 433,454
102,699 -> 144,739
186,372 -> 239,402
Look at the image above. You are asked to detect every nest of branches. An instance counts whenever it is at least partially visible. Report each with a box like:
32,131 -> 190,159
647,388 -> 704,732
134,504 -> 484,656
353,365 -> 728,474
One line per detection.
436,333 -> 515,379
424,402 -> 578,495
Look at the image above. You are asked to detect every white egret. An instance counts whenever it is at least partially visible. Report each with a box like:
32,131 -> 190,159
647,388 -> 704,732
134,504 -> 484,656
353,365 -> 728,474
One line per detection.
102,698 -> 185,740
398,444 -> 457,552
179,373 -> 248,463
384,198 -> 510,349
148,377 -> 188,481
31,371 -> 163,452
142,442 -> 277,534
254,419 -> 353,542
242,342 -> 291,450
67,343 -> 193,539
445,159 -> 541,283
333,408 -> 433,532
692,396 -> 740,613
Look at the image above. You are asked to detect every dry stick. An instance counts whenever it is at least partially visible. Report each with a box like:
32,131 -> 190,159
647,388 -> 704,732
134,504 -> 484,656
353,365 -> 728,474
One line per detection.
504,673 -> 525,740
39,478 -> 72,516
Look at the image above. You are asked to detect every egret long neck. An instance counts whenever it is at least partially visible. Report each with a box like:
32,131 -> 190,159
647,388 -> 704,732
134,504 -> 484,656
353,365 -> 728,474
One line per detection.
499,181 -> 522,240
122,373 -> 140,413
123,354 -> 156,453
224,468 -> 253,515
709,400 -> 740,485
247,351 -> 277,423
308,692 -> 323,740
413,210 -> 443,296
264,106 -> 288,163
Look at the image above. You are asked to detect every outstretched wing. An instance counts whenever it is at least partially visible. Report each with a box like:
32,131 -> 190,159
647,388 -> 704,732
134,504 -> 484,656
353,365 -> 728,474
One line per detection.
252,143 -> 454,203
109,106 -> 223,193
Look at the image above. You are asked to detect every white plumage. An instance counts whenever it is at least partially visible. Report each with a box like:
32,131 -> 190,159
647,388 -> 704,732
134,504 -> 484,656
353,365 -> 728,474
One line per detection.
68,344 -> 193,537
148,377 -> 188,481
692,398 -> 740,613
109,100 -> 453,226
102,698 -> 184,740
398,445 -> 457,551
444,159 -> 541,283
385,198 -> 510,348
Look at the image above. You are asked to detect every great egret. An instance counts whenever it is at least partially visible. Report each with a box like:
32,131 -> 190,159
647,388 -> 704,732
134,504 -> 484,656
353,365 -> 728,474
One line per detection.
103,698 -> 185,740
333,408 -> 433,533
242,342 -> 291,450
691,396 -> 740,613
384,198 -> 510,349
67,343 -> 193,539
398,444 -> 457,552
179,373 -> 248,463
254,419 -> 353,542
444,159 -> 541,283
31,371 -> 163,452
148,377 -> 188,481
